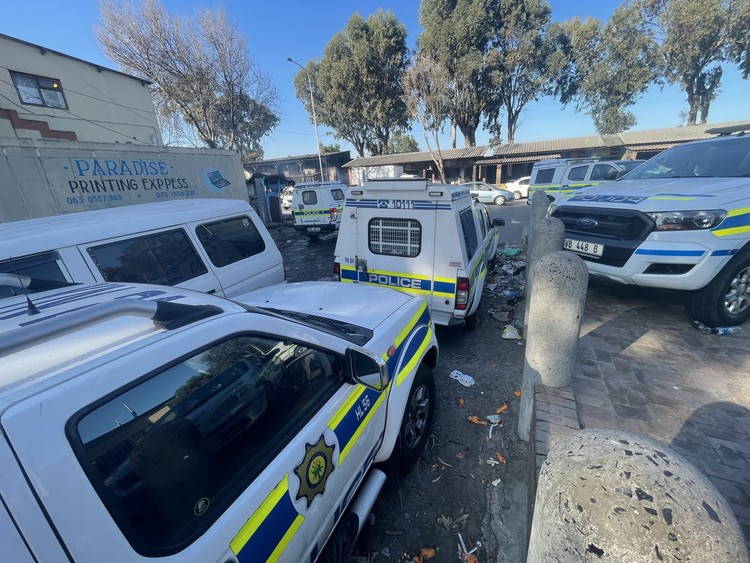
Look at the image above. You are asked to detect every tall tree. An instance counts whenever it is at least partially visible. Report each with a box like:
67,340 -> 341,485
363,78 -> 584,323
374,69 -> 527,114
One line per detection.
97,0 -> 278,161
560,4 -> 659,134
294,10 -> 409,157
418,0 -> 494,147
402,54 -> 451,182
388,131 -> 420,154
638,0 -> 750,125
485,0 -> 567,144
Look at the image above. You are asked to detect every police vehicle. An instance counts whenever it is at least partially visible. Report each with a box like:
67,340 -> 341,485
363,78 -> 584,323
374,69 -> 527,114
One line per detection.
333,178 -> 504,329
291,181 -> 348,239
0,278 -> 438,562
551,125 -> 750,327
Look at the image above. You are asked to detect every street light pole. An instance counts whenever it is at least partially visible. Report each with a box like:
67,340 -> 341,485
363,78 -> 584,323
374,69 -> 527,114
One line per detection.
287,57 -> 325,183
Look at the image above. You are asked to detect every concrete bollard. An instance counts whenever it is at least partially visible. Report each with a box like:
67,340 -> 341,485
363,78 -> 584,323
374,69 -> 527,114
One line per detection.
523,216 -> 565,336
518,250 -> 588,441
527,429 -> 750,562
527,189 -> 551,251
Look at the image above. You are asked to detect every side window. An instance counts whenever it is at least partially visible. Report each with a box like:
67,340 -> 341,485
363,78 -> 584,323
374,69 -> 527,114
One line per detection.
369,218 -> 421,257
331,188 -> 345,201
478,206 -> 488,239
302,191 -> 318,205
196,215 -> 267,268
70,335 -> 344,555
534,168 -> 555,183
520,178 -> 529,186
566,166 -> 588,182
459,208 -> 479,260
0,251 -> 67,298
480,206 -> 492,237
87,229 -> 208,286
591,164 -> 619,181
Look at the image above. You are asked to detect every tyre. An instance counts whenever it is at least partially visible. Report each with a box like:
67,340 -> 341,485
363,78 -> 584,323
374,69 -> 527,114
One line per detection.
464,309 -> 482,330
494,195 -> 506,205
394,364 -> 435,473
307,232 -> 320,240
687,249 -> 750,326
512,191 -> 522,200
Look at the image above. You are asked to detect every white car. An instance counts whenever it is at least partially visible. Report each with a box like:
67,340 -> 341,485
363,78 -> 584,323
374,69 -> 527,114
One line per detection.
505,176 -> 531,199
0,279 -> 438,562
465,181 -> 515,205
281,186 -> 294,209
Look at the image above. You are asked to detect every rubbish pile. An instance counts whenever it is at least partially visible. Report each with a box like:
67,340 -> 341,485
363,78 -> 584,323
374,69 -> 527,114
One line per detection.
485,246 -> 526,340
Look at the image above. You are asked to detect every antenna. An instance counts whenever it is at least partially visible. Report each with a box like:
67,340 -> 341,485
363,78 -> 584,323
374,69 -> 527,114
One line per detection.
8,274 -> 40,315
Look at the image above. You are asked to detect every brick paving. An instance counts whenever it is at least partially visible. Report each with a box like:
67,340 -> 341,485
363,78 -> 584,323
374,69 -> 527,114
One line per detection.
571,279 -> 750,545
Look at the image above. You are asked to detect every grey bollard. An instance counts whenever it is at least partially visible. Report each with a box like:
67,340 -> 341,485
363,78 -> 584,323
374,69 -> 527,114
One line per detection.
523,216 -> 565,335
518,250 -> 587,441
527,188 -> 551,251
527,429 -> 750,563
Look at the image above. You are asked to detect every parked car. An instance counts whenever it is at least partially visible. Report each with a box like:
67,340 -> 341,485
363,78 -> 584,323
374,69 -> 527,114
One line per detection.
504,176 -> 531,200
465,181 -> 515,205
291,181 -> 347,239
281,186 -> 294,209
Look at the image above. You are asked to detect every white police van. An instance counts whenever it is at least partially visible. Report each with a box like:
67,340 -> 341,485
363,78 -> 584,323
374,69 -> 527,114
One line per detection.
333,178 -> 504,329
528,158 -> 643,203
0,279 -> 438,562
291,181 -> 348,239
551,126 -> 750,326
0,199 -> 284,301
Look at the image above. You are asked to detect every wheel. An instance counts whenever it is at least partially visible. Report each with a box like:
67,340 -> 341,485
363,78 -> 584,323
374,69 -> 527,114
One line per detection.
307,232 -> 320,240
513,190 -> 522,200
494,195 -> 506,205
687,249 -> 750,326
464,309 -> 482,330
395,364 -> 435,473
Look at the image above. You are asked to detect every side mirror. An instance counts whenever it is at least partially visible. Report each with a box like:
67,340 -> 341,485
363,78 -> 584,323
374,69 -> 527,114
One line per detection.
345,348 -> 389,391
492,218 -> 505,227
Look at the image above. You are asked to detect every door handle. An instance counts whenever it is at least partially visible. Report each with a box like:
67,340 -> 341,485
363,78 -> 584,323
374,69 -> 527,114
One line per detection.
207,289 -> 217,294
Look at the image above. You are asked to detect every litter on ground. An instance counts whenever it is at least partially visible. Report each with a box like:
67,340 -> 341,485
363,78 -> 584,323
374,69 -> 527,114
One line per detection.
449,370 -> 475,387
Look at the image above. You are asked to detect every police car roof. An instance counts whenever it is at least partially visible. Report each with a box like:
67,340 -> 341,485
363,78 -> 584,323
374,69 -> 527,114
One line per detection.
0,199 -> 253,260
357,178 -> 469,199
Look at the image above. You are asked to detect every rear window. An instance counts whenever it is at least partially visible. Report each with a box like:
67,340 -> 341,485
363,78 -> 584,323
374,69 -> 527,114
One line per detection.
0,251 -> 67,298
534,168 -> 555,184
87,229 -> 208,286
196,215 -> 266,268
332,188 -> 345,201
368,217 -> 421,257
301,191 -> 318,205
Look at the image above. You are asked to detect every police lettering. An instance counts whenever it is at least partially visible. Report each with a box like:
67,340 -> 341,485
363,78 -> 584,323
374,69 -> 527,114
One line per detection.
369,273 -> 422,289
569,194 -> 647,205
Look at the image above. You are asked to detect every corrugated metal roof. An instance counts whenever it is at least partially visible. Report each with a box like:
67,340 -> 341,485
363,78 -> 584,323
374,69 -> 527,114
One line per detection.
492,136 -> 607,155
625,143 -> 675,152
344,145 -> 489,168
478,154 -> 561,165
617,121 -> 750,144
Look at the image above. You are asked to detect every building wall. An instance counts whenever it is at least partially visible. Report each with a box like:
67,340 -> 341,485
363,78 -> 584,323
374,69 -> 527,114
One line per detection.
0,35 -> 161,145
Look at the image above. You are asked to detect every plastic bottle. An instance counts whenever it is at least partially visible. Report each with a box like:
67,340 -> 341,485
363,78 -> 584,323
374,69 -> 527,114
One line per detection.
692,320 -> 712,334
711,326 -> 743,336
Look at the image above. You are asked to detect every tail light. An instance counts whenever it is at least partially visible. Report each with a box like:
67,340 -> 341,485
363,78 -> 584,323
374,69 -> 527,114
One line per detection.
329,207 -> 338,223
333,261 -> 341,279
456,277 -> 469,310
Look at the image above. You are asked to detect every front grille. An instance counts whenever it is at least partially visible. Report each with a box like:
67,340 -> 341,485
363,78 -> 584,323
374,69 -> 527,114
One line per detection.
552,206 -> 656,267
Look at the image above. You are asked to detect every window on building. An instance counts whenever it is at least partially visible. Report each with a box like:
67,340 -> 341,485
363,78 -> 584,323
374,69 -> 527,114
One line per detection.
368,218 -> 421,257
10,71 -> 68,109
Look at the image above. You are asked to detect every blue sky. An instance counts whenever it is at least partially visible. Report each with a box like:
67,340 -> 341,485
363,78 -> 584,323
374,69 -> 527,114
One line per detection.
2,0 -> 748,159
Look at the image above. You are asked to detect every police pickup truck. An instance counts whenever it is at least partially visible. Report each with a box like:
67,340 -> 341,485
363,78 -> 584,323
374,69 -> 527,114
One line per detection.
0,279 -> 437,562
550,126 -> 750,327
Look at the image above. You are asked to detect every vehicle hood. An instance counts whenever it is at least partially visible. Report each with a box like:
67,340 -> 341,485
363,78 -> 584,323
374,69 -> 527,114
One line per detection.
235,281 -> 414,331
557,177 -> 750,211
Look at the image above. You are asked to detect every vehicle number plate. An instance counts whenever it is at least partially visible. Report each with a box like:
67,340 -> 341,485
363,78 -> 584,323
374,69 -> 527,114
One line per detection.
564,238 -> 603,257
308,226 -> 321,233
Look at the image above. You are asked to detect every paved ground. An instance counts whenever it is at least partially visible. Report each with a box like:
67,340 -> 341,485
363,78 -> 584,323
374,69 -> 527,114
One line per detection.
572,279 -> 750,545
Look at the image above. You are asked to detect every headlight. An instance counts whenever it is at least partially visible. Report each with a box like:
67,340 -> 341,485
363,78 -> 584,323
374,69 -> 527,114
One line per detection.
548,203 -> 559,216
646,210 -> 726,231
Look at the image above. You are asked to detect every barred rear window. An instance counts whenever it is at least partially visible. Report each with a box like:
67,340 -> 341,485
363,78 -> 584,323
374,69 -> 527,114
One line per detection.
368,218 -> 421,257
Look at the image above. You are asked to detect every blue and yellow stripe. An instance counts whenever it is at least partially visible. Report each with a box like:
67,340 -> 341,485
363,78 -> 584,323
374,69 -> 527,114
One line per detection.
714,206 -> 750,237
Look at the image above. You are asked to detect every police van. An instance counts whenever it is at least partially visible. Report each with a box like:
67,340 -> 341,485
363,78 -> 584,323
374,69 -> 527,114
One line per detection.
291,181 -> 348,239
528,158 -> 643,203
0,199 -> 284,301
0,279 -> 438,562
551,126 -> 750,327
333,178 -> 504,329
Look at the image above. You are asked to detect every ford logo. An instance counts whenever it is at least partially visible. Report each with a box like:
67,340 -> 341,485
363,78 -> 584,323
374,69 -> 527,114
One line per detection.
577,217 -> 598,229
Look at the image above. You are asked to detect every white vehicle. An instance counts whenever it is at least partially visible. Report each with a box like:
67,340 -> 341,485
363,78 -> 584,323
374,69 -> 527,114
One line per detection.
334,178 -> 504,329
528,158 -> 643,203
291,181 -> 348,239
281,186 -> 295,209
0,279 -> 438,562
504,176 -> 531,200
0,199 -> 284,301
551,127 -> 750,326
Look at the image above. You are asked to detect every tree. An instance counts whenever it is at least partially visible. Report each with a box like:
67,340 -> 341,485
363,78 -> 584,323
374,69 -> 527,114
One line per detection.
388,131 -> 420,154
637,0 -> 750,125
485,0 -> 568,144
294,10 -> 409,157
97,0 -> 279,161
418,0 -> 494,147
319,142 -> 342,154
560,5 -> 659,134
402,54 -> 451,182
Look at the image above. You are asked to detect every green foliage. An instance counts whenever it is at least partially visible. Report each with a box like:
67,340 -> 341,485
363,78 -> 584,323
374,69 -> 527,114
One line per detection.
294,10 -> 409,157
319,142 -> 342,154
387,131 -> 420,154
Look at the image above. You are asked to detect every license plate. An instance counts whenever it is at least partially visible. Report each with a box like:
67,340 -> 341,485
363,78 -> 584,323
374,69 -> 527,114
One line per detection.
307,226 -> 321,233
564,238 -> 604,257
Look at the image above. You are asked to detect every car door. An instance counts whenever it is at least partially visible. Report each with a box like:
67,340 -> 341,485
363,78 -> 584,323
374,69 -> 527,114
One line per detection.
1,315 -> 386,562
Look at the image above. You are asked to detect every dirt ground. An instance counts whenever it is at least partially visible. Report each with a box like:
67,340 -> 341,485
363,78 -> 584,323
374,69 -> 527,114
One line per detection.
269,221 -> 530,563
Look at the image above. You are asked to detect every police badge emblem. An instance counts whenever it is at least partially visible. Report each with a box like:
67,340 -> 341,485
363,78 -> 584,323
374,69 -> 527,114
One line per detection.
294,435 -> 335,508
